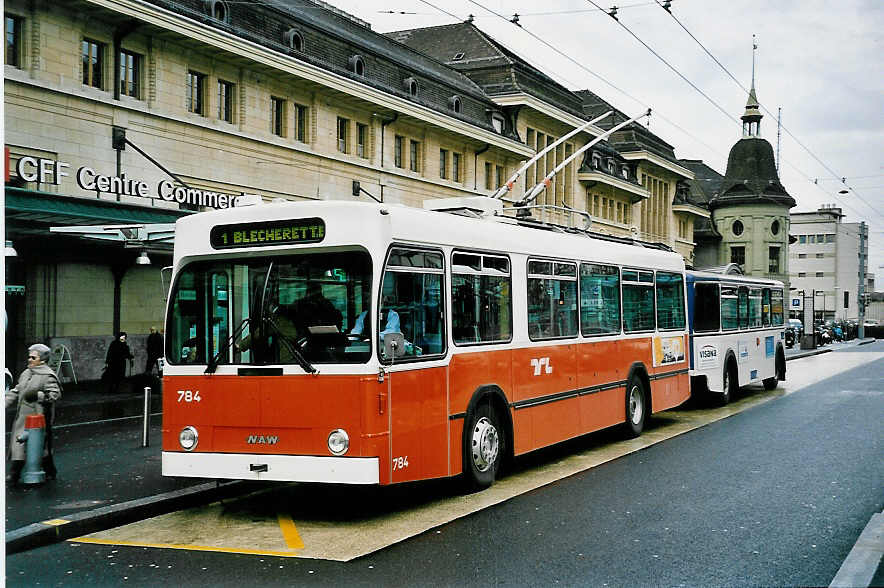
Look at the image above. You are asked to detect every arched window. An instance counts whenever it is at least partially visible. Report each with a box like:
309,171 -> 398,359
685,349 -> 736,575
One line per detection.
284,29 -> 303,52
448,95 -> 462,114
349,55 -> 365,76
404,77 -> 418,97
204,0 -> 230,23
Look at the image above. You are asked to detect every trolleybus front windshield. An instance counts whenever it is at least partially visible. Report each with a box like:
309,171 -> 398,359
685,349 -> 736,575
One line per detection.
167,250 -> 372,366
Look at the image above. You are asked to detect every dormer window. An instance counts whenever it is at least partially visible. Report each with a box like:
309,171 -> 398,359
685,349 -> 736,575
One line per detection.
404,77 -> 418,97
204,0 -> 229,23
490,112 -> 505,133
592,153 -> 602,169
284,28 -> 303,52
607,159 -> 616,174
349,55 -> 365,76
452,52 -> 465,61
448,95 -> 462,114
620,165 -> 629,180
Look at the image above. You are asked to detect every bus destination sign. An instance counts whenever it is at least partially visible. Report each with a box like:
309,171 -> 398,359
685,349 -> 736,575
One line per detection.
210,218 -> 325,249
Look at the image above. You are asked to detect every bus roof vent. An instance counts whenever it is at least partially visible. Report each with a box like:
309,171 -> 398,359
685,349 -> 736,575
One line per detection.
423,196 -> 503,218
234,194 -> 263,207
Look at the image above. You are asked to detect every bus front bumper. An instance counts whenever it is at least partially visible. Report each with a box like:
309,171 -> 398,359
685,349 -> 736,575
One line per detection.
162,452 -> 380,484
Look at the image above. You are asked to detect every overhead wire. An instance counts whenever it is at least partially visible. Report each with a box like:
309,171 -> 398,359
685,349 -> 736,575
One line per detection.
651,0 -> 883,223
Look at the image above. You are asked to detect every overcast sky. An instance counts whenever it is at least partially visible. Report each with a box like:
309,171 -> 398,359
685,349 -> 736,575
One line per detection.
327,0 -> 884,288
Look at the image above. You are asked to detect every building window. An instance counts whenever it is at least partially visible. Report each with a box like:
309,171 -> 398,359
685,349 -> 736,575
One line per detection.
207,0 -> 229,22
768,246 -> 780,274
826,234 -> 835,243
491,113 -> 505,133
440,150 -> 449,180
798,272 -> 806,278
349,55 -> 365,76
496,165 -> 504,191
118,49 -> 140,97
771,219 -> 780,235
799,235 -> 806,244
731,246 -> 745,267
217,80 -> 234,122
82,39 -> 105,89
844,291 -> 849,309
294,104 -> 307,142
816,253 -> 824,259
271,97 -> 286,137
449,95 -> 461,113
186,70 -> 206,115
337,117 -> 349,153
357,123 -> 367,158
732,219 -> 744,236
284,28 -> 303,52
815,272 -> 824,278
394,135 -> 403,168
798,253 -> 807,259
484,162 -> 492,190
404,77 -> 418,97
409,140 -> 420,172
452,152 -> 461,182
5,15 -> 22,67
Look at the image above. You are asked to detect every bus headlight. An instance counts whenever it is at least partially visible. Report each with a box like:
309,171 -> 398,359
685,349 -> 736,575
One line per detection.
179,426 -> 199,451
327,429 -> 349,455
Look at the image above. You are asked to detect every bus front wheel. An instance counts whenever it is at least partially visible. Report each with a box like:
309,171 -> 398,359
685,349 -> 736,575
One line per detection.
463,402 -> 502,491
623,375 -> 647,438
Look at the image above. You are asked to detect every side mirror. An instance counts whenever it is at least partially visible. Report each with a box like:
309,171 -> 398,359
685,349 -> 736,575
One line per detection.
383,332 -> 405,359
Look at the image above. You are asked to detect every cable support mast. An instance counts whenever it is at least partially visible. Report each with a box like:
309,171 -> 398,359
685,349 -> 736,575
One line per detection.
492,110 -> 613,199
520,109 -> 651,205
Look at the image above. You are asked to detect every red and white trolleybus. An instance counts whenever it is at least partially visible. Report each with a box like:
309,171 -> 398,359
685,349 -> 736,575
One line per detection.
161,194 -> 692,490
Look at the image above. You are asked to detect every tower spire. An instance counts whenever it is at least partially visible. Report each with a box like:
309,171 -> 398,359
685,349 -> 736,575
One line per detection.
742,35 -> 762,137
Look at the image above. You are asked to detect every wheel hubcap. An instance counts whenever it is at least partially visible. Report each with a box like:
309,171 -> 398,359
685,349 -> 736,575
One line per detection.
471,416 -> 499,472
629,385 -> 643,425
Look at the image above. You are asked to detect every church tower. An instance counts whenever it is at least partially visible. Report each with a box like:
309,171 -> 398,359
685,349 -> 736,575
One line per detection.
706,39 -> 795,282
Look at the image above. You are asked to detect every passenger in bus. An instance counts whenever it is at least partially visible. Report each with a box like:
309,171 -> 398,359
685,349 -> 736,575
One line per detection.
350,305 -> 400,340
291,282 -> 343,336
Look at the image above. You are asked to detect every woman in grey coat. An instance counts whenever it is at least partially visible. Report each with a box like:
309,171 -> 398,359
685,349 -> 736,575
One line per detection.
6,343 -> 62,485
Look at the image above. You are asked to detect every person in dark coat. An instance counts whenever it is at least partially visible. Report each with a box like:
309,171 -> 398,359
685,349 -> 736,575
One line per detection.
105,331 -> 134,393
6,343 -> 62,485
145,326 -> 164,375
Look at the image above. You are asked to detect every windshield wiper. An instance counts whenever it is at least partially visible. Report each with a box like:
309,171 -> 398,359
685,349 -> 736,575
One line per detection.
205,317 -> 251,374
265,315 -> 317,374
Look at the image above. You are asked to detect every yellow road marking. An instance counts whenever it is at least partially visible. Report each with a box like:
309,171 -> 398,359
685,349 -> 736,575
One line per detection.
71,537 -> 302,558
42,519 -> 71,526
277,513 -> 305,550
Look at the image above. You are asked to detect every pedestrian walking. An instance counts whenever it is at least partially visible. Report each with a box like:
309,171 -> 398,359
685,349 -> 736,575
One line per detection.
145,326 -> 164,375
5,343 -> 63,485
105,331 -> 134,393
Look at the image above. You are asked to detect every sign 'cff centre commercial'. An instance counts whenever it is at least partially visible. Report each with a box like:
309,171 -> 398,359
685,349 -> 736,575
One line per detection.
14,156 -> 240,209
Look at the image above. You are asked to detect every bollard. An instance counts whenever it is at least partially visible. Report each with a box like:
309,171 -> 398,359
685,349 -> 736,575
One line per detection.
20,414 -> 46,485
142,386 -> 151,447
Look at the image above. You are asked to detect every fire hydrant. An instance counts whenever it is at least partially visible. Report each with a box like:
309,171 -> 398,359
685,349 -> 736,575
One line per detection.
16,413 -> 46,485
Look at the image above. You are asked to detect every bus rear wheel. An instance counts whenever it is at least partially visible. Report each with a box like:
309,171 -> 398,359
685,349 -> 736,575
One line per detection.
764,350 -> 786,390
623,375 -> 647,438
463,402 -> 502,491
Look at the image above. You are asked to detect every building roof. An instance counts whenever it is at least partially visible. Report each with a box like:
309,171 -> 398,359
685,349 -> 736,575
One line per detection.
678,159 -> 724,241
386,22 -> 588,120
711,137 -> 796,210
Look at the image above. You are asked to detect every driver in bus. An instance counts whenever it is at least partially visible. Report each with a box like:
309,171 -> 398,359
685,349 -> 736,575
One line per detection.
291,282 -> 343,336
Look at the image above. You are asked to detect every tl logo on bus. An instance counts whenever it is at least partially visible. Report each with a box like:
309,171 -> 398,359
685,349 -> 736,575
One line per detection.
247,435 -> 280,445
531,357 -> 553,376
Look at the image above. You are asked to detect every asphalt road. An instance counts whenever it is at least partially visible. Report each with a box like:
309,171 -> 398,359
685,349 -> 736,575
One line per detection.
6,343 -> 883,586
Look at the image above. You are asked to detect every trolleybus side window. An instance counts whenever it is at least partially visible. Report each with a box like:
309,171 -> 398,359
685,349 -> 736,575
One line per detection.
738,286 -> 750,329
378,247 -> 445,360
622,269 -> 655,333
451,252 -> 512,345
527,259 -> 578,340
761,288 -> 771,327
579,263 -> 620,335
771,288 -> 784,325
693,282 -> 720,332
721,285 -> 739,331
748,288 -> 762,328
656,272 -> 686,331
